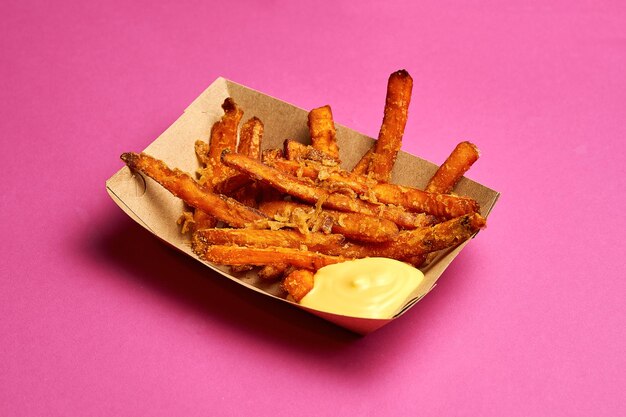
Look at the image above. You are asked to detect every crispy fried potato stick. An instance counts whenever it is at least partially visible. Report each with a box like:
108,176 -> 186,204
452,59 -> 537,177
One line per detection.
352,147 -> 374,175
238,117 -> 263,160
340,213 -> 486,259
307,105 -> 340,160
268,157 -> 479,219
370,70 -> 413,182
258,200 -> 399,243
282,269 -> 315,302
214,117 -> 266,201
193,228 -> 345,252
284,139 -> 339,165
192,213 -> 484,262
426,141 -> 480,194
185,99 -> 244,231
120,152 -> 266,228
194,245 -> 349,270
205,98 -> 243,184
222,152 -> 433,229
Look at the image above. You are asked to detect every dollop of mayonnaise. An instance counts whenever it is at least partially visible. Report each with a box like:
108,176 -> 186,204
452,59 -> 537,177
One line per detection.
299,258 -> 424,319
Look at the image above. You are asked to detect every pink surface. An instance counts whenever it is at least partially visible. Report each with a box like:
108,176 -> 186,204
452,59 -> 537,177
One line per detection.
1,0 -> 624,415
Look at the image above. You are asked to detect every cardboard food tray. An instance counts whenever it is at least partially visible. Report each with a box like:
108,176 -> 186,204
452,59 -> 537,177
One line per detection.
105,77 -> 500,335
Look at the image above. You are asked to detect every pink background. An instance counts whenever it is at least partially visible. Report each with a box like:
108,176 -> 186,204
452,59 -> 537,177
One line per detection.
2,1 -> 624,415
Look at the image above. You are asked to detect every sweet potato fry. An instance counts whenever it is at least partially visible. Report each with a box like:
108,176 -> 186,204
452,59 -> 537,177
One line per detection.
238,117 -> 263,160
258,200 -> 399,243
192,213 -> 485,262
213,117 -> 266,203
282,269 -> 315,302
307,105 -> 340,160
284,139 -> 339,166
192,228 -> 345,252
205,98 -> 243,185
352,147 -> 374,175
370,70 -> 413,182
267,157 -> 479,219
120,152 -> 266,228
194,245 -> 349,270
426,141 -> 480,194
339,213 -> 486,259
222,152 -> 434,229
184,98 -> 244,231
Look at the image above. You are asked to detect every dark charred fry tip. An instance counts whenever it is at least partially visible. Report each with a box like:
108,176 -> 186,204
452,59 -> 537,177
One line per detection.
221,97 -> 237,112
120,152 -> 138,166
392,69 -> 412,80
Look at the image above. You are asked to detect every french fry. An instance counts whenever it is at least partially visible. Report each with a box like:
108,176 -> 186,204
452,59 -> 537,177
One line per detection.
238,117 -> 263,160
352,147 -> 374,175
204,98 -> 243,187
194,245 -> 349,270
258,200 -> 399,243
214,117 -> 266,205
192,213 -> 485,261
282,269 -> 315,302
339,213 -> 486,260
417,141 -> 480,267
307,105 -> 340,160
426,141 -> 480,194
370,70 -> 413,182
120,152 -> 266,228
267,157 -> 479,219
284,139 -> 339,166
192,228 -> 345,252
221,152 -> 435,229
182,99 -> 244,232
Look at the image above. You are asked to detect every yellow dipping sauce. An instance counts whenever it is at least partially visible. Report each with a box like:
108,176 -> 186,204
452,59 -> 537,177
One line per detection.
299,257 -> 424,319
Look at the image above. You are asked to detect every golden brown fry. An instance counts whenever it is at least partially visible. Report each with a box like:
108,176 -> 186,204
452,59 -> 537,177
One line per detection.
283,139 -> 339,165
120,152 -> 266,228
307,105 -> 340,160
194,245 -> 349,270
258,200 -> 399,243
268,157 -> 478,219
258,264 -> 289,281
193,213 -> 485,262
222,152 -> 434,229
203,98 -> 243,187
426,141 -> 480,194
238,117 -> 264,159
340,213 -> 486,259
186,99 -> 244,231
282,269 -> 315,302
352,147 -> 374,175
218,119 -> 264,203
192,228 -> 345,252
370,70 -> 413,182
191,207 -> 218,230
